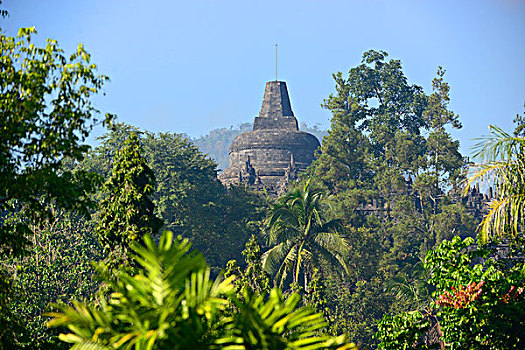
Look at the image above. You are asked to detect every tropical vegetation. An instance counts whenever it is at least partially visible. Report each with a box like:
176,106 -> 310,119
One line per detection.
375,124 -> 525,349
1,11 -> 523,349
262,181 -> 348,289
47,231 -> 357,349
466,125 -> 525,242
95,132 -> 163,270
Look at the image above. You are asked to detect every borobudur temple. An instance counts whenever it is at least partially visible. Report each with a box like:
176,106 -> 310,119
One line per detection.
219,80 -> 320,195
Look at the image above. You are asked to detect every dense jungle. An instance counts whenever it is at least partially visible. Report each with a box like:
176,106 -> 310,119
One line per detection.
1,6 -> 524,350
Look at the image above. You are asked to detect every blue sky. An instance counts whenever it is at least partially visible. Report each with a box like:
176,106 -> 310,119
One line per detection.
2,0 -> 524,156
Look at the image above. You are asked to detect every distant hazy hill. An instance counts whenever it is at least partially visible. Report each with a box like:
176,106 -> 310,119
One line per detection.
190,122 -> 327,172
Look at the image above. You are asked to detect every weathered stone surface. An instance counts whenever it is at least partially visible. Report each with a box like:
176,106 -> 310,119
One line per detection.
253,81 -> 298,130
219,81 -> 320,194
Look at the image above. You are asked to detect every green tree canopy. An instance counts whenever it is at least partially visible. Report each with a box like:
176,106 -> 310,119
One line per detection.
76,123 -> 265,269
376,123 -> 525,349
95,132 -> 163,269
304,50 -> 473,345
0,27 -> 113,258
0,26 -> 112,346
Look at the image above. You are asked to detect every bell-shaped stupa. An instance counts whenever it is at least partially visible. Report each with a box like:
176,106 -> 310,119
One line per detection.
219,81 -> 320,194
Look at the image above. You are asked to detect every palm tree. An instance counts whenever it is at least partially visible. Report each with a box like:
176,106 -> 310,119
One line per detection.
466,125 -> 525,242
262,181 -> 349,289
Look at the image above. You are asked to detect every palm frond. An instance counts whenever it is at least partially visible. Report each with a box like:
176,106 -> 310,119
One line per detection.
317,218 -> 343,234
312,236 -> 350,276
261,243 -> 288,274
222,288 -> 355,349
275,245 -> 298,288
262,242 -> 297,287
479,195 -> 525,242
464,161 -> 510,195
472,125 -> 523,161
314,231 -> 349,255
268,208 -> 301,232
466,125 -> 525,242
47,231 -> 233,349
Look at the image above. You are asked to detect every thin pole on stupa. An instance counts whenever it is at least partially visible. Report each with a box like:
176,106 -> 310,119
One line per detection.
275,43 -> 278,81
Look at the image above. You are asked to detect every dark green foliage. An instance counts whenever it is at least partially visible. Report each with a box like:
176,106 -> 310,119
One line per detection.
0,269 -> 26,349
95,132 -> 163,269
226,234 -> 272,297
322,226 -> 391,340
376,311 -> 430,350
80,123 -> 265,270
304,50 -> 474,345
141,131 -> 221,235
208,185 -> 266,269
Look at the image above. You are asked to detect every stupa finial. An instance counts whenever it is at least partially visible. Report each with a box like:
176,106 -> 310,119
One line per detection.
275,44 -> 278,82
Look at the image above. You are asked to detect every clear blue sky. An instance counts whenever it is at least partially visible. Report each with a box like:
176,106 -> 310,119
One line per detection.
2,0 -> 524,156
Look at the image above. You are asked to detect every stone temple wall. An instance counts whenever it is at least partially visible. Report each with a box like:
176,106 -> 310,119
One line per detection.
219,81 -> 320,195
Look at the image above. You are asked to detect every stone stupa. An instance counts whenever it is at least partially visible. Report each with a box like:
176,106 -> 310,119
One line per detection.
219,81 -> 320,195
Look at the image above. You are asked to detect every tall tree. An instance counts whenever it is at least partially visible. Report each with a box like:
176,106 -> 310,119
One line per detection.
0,27 -> 112,346
262,181 -> 348,289
306,51 -> 473,345
95,132 -> 163,269
0,26 -> 113,258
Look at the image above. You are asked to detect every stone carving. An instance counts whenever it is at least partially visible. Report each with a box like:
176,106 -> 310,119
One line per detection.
354,177 -> 494,223
277,154 -> 299,195
461,183 -> 493,221
240,155 -> 256,185
219,81 -> 320,195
